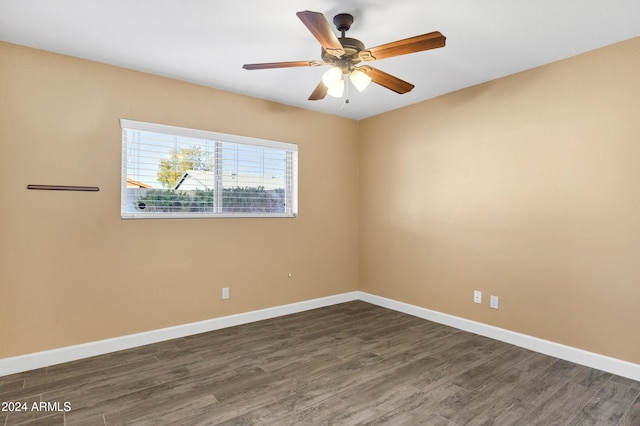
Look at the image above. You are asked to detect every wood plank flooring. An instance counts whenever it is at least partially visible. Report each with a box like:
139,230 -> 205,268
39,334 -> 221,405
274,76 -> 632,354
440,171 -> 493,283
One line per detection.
1,301 -> 639,425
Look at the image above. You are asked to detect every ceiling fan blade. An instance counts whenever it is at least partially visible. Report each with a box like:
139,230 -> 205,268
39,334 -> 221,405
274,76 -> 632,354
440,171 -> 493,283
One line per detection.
308,81 -> 328,101
243,60 -> 323,70
296,10 -> 345,58
369,31 -> 446,60
360,66 -> 414,94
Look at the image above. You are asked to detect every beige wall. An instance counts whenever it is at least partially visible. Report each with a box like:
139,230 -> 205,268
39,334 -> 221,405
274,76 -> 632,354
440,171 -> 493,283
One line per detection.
0,42 -> 359,358
359,37 -> 640,364
2,37 -> 640,366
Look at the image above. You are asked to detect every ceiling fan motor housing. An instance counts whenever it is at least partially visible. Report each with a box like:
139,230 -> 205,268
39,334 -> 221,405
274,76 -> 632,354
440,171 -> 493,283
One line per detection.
321,37 -> 366,66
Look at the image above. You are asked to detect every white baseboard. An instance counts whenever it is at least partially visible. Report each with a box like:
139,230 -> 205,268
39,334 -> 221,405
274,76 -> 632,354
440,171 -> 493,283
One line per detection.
0,292 -> 359,377
357,291 -> 640,382
2,290 -> 639,382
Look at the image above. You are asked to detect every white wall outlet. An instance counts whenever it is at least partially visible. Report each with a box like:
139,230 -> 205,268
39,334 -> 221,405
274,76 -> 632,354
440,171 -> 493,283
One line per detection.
474,290 -> 482,304
490,295 -> 499,309
222,287 -> 229,300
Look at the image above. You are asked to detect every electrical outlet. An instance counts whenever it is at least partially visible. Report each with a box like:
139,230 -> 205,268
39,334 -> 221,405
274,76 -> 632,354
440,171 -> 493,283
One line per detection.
490,295 -> 499,309
474,290 -> 482,304
222,287 -> 229,300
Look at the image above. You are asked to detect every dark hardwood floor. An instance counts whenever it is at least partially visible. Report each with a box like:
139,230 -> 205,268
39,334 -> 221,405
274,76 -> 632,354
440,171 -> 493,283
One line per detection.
1,301 -> 639,425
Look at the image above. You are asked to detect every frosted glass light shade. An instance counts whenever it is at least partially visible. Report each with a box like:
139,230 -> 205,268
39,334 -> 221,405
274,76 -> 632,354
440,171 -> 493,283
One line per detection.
322,67 -> 343,89
349,69 -> 372,92
327,81 -> 344,98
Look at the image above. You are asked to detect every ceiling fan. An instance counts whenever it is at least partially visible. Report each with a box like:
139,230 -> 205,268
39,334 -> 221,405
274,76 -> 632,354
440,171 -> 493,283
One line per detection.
242,10 -> 446,101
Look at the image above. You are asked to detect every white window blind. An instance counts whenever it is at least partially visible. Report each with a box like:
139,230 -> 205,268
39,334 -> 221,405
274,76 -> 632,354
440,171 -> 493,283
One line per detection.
121,119 -> 298,219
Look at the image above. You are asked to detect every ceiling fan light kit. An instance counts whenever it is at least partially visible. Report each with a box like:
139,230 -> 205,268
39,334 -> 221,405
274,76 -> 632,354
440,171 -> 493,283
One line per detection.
242,10 -> 446,104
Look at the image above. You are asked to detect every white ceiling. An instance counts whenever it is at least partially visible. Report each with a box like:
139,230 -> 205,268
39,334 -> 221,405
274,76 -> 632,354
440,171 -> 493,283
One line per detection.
1,0 -> 639,120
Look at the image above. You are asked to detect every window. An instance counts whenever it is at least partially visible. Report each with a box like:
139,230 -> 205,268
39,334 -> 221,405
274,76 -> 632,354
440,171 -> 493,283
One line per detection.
121,119 -> 298,219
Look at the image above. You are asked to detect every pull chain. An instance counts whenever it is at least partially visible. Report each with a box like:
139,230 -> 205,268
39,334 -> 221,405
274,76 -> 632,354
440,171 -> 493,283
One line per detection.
341,77 -> 349,110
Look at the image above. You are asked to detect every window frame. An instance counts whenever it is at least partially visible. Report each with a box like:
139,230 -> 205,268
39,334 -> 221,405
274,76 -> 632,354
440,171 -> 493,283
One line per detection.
120,119 -> 298,220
